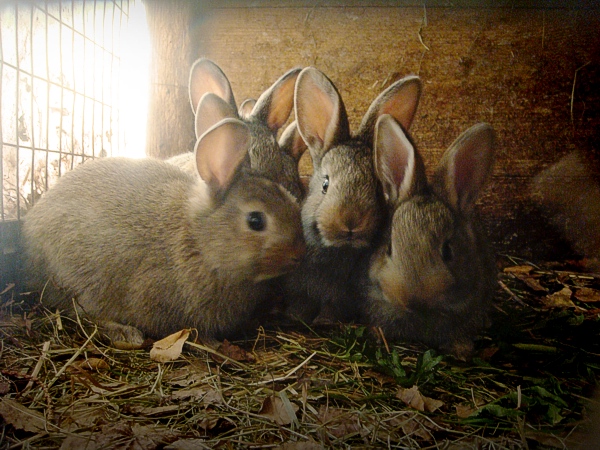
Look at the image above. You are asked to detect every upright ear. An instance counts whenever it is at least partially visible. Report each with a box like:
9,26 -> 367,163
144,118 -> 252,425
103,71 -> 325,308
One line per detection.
250,67 -> 301,132
194,118 -> 251,196
238,98 -> 257,119
374,114 -> 427,207
195,93 -> 238,138
433,123 -> 496,214
189,58 -> 237,113
278,121 -> 308,163
358,75 -> 422,144
294,67 -> 351,166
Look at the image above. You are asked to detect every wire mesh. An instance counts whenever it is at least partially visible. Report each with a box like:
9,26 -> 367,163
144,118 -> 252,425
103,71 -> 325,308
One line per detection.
0,0 -> 135,222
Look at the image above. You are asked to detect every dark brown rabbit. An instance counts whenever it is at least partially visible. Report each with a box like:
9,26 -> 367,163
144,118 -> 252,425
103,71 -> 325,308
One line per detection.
167,58 -> 306,201
22,119 -> 305,345
363,115 -> 496,358
282,67 -> 422,323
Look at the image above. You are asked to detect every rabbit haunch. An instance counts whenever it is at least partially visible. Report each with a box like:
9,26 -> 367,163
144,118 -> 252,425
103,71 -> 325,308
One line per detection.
167,58 -> 306,201
363,115 -> 496,358
281,67 -> 422,323
22,119 -> 305,344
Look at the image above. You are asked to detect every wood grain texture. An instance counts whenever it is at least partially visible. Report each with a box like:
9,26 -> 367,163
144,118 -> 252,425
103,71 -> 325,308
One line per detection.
151,4 -> 600,259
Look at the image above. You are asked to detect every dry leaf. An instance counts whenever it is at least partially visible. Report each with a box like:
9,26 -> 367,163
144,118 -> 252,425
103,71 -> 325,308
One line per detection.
504,265 -> 534,274
575,287 -> 600,303
276,442 -> 325,450
129,404 -> 182,416
150,329 -> 191,363
170,386 -> 222,405
401,417 -> 434,441
317,406 -> 361,438
455,403 -> 478,418
542,287 -> 576,309
0,382 -> 10,395
259,395 -> 298,425
396,385 -> 444,413
0,398 -> 48,433
514,274 -> 548,292
61,422 -> 179,450
216,339 -> 255,363
75,358 -> 110,372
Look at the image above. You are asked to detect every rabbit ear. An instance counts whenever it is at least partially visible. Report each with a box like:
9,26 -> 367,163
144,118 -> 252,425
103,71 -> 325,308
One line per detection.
374,114 -> 427,206
195,93 -> 238,138
238,98 -> 257,119
434,123 -> 496,214
189,58 -> 237,113
278,121 -> 308,163
358,75 -> 422,143
194,118 -> 251,196
250,67 -> 301,133
294,67 -> 351,165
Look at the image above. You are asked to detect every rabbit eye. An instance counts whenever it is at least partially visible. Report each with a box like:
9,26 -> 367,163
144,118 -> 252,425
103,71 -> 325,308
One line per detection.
322,175 -> 329,194
441,240 -> 453,263
246,211 -> 266,232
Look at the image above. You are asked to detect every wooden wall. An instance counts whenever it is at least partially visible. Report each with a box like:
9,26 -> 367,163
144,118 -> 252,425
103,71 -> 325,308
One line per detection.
144,1 -> 600,261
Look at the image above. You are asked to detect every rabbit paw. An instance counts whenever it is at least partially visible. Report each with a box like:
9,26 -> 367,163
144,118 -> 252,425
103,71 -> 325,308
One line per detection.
99,320 -> 145,349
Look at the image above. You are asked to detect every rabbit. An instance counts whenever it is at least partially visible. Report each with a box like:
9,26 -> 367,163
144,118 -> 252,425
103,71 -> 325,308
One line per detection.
21,118 -> 306,346
361,114 -> 496,359
281,67 -> 422,324
166,58 -> 306,201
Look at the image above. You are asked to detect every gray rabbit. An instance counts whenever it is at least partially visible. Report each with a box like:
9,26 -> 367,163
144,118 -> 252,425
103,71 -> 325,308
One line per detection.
363,115 -> 496,358
167,58 -> 306,201
22,119 -> 305,345
282,67 -> 422,323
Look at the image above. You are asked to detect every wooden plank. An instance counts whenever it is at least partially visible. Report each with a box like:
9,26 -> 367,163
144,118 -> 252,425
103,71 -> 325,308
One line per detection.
173,5 -> 600,259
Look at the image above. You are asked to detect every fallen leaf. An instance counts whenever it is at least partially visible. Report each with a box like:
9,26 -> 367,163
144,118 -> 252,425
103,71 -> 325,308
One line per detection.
575,287 -> 600,303
0,398 -> 48,433
276,442 -> 325,450
216,339 -> 255,363
514,274 -> 548,292
164,365 -> 209,388
396,385 -> 444,413
0,382 -> 10,395
75,358 -> 110,372
129,404 -> 182,416
401,417 -> 434,441
259,395 -> 299,425
317,406 -> 361,438
504,265 -> 534,274
542,287 -> 577,309
455,403 -> 478,418
61,422 -> 179,450
170,386 -> 222,405
150,329 -> 191,363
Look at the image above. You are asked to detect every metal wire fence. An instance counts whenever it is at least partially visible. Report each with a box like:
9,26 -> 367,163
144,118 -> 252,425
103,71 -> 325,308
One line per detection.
0,0 -> 145,289
0,0 -> 137,222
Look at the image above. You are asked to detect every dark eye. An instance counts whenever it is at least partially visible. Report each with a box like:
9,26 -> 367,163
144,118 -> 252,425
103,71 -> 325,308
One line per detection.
441,240 -> 453,263
246,211 -> 266,231
322,175 -> 329,194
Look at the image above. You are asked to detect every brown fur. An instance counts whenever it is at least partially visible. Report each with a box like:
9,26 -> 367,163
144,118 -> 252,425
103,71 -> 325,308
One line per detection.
22,120 -> 305,344
282,68 -> 422,323
364,117 -> 496,359
167,58 -> 306,201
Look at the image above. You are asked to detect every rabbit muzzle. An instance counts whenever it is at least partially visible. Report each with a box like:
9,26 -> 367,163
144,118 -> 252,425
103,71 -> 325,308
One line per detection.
255,237 -> 306,281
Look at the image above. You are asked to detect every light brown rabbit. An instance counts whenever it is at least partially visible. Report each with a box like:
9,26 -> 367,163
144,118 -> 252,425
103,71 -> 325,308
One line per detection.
167,58 -> 306,201
363,115 -> 496,359
22,118 -> 305,345
282,67 -> 422,323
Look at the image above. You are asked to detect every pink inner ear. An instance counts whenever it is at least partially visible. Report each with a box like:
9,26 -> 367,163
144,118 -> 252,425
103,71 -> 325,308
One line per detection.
265,80 -> 296,131
297,87 -> 335,147
380,81 -> 420,130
